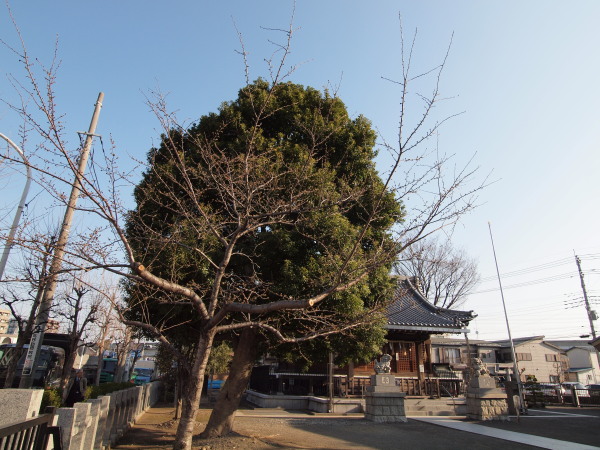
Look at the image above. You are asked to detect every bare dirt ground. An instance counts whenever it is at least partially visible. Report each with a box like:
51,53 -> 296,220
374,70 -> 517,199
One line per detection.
113,404 -> 552,450
113,404 -> 277,449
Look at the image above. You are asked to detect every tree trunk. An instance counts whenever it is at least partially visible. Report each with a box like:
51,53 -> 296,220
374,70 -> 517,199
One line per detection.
200,328 -> 259,438
173,330 -> 215,450
60,339 -> 79,403
94,341 -> 106,386
173,364 -> 188,420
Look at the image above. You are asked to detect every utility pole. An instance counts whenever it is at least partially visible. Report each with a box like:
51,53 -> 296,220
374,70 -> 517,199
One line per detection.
575,254 -> 597,339
20,93 -> 104,388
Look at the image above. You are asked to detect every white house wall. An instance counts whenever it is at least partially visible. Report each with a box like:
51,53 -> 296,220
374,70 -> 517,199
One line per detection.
512,340 -> 566,383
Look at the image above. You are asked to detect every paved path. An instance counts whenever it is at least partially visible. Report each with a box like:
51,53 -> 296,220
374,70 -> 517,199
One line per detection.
417,416 -> 599,450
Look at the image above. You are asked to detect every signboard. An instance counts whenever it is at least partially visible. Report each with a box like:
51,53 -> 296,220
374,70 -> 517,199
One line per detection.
22,325 -> 43,376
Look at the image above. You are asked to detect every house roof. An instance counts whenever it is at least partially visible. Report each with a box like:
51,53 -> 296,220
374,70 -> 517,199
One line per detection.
492,336 -> 565,353
493,336 -> 544,347
546,340 -> 598,353
567,367 -> 593,373
386,277 -> 476,334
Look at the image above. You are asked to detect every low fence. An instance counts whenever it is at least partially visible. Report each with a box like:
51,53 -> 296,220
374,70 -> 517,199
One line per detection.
0,381 -> 161,450
524,387 -> 600,407
342,376 -> 463,398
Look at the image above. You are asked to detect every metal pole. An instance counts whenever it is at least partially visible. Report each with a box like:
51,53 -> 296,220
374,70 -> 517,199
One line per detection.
488,222 -> 527,414
20,92 -> 104,388
0,133 -> 32,280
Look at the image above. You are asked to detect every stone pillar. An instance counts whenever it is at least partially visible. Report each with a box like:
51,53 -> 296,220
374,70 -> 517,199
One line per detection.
364,374 -> 407,423
112,390 -> 125,439
466,361 -> 509,421
134,386 -> 144,421
84,399 -> 102,450
56,408 -> 77,450
0,389 -> 43,426
72,403 -> 92,450
94,395 -> 110,450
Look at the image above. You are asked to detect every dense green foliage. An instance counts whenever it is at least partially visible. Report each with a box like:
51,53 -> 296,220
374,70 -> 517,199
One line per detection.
86,382 -> 135,399
125,80 -> 402,366
206,342 -> 233,375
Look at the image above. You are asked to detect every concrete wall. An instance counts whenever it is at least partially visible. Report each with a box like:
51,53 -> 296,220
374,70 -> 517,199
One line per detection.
245,390 -> 364,413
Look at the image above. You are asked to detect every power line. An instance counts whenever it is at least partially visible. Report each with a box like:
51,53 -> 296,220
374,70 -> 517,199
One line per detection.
472,272 -> 577,294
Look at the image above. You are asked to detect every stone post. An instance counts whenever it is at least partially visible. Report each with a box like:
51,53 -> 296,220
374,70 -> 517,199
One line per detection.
72,403 -> 91,450
364,355 -> 407,423
84,399 -> 102,450
56,408 -> 77,450
0,389 -> 43,426
95,396 -> 111,450
466,358 -> 509,421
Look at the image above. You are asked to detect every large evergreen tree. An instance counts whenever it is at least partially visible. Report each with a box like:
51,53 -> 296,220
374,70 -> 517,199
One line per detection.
124,80 -> 402,447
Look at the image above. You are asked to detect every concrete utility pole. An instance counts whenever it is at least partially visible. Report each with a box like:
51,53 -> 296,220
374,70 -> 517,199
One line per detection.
20,92 -> 104,388
575,254 -> 597,339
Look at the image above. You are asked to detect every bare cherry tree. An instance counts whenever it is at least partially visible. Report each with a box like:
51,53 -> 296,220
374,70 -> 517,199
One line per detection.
394,236 -> 480,309
0,231 -> 55,387
53,276 -> 101,401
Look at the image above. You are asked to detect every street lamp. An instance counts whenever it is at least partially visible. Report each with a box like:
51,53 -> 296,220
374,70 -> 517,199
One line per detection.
0,133 -> 32,280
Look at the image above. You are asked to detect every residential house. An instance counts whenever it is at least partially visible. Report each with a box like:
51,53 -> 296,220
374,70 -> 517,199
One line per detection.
431,335 -> 574,384
430,336 -> 503,376
493,336 -> 568,383
546,340 -> 600,385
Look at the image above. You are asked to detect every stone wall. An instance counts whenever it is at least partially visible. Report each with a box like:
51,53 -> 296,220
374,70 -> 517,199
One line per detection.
466,397 -> 508,421
0,381 -> 161,450
245,390 -> 364,413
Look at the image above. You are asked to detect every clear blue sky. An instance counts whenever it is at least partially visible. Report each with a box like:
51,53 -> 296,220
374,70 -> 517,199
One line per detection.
0,1 -> 598,341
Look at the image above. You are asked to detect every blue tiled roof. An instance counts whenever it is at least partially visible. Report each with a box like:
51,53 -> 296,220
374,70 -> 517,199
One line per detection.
387,277 -> 475,330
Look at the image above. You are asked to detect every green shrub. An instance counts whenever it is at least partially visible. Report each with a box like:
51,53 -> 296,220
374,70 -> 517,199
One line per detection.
86,382 -> 134,400
40,388 -> 62,413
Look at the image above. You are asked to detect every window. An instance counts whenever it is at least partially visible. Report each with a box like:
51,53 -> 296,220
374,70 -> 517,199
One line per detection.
479,351 -> 492,360
516,353 -> 532,361
545,354 -> 559,362
549,375 -> 560,383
